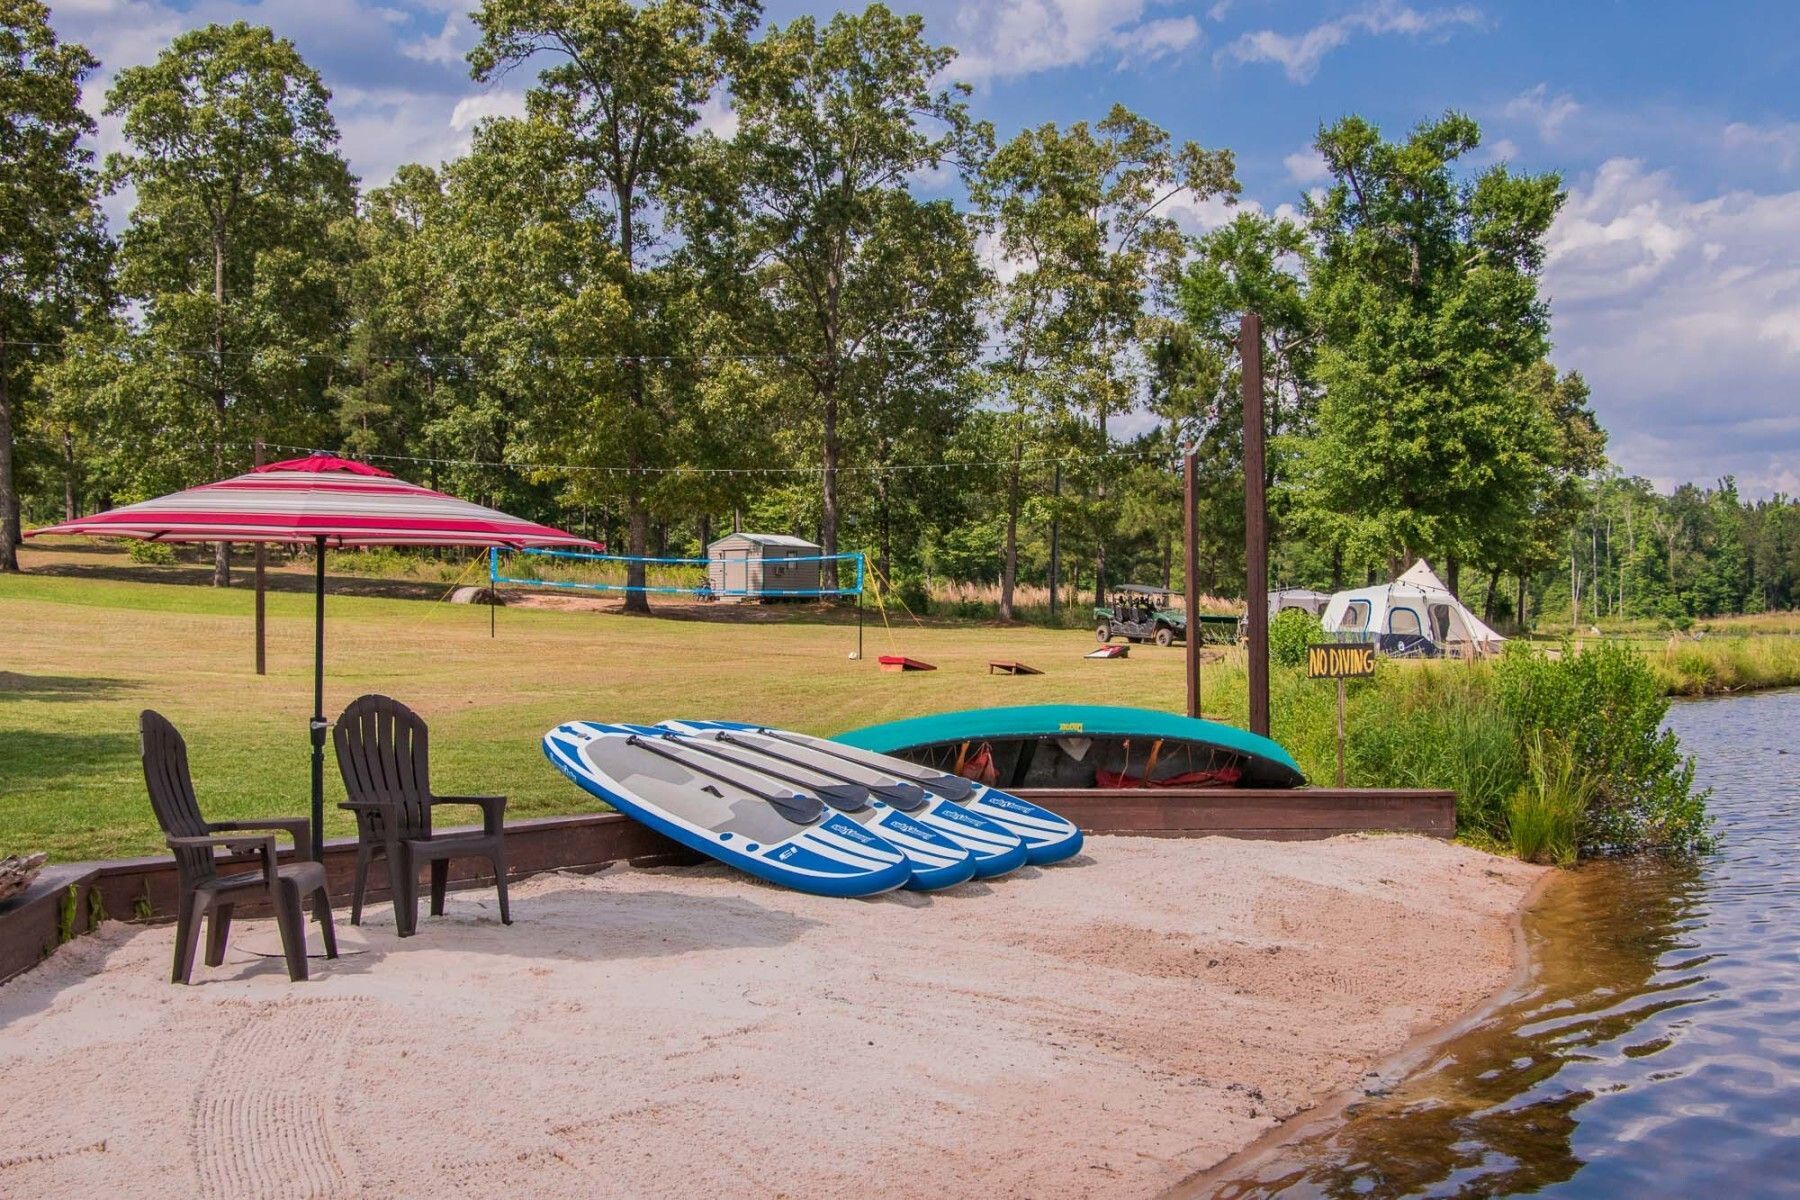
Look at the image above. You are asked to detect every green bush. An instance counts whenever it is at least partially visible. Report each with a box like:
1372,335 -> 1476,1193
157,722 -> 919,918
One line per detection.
1506,734 -> 1591,865
125,539 -> 176,565
1494,640 -> 1711,855
1342,664 -> 1523,837
1268,608 -> 1324,667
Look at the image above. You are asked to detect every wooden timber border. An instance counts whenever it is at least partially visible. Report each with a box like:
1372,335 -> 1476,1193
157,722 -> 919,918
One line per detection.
0,788 -> 1453,985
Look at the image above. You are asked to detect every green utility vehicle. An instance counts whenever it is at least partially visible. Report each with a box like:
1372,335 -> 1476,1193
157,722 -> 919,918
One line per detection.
1094,584 -> 1241,647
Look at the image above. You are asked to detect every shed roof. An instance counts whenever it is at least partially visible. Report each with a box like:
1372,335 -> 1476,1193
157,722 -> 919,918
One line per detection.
709,532 -> 820,550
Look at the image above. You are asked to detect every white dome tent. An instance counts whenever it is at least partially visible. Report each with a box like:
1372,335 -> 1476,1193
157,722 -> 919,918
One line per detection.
1319,560 -> 1505,658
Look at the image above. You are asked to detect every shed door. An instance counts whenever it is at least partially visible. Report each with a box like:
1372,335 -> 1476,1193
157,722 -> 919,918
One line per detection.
721,548 -> 750,597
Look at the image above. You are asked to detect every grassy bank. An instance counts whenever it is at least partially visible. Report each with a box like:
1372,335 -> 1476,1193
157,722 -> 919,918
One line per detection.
2,560 -> 1259,862
2,546 -> 1730,864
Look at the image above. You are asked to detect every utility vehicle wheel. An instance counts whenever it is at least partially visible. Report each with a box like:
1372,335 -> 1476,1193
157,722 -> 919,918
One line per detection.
1095,625 -> 1112,644
1154,627 -> 1174,648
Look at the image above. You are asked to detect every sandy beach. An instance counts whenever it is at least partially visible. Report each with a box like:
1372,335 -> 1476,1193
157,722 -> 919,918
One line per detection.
0,835 -> 1542,1199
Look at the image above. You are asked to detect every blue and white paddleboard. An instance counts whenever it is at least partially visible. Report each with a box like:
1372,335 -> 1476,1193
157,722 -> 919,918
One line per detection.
656,723 -> 989,889
543,722 -> 912,898
666,722 -> 1072,870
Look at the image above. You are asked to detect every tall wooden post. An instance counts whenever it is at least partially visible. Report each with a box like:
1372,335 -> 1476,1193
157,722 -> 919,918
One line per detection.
1242,312 -> 1270,737
1183,446 -> 1201,718
253,437 -> 267,675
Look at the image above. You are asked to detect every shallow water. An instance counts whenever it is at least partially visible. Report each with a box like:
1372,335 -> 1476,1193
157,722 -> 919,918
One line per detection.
1200,688 -> 1800,1199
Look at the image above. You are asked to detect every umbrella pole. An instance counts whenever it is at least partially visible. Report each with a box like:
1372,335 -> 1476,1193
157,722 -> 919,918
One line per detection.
310,535 -> 327,862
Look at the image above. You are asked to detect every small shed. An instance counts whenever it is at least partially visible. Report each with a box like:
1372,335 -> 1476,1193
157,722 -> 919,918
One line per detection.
706,532 -> 821,602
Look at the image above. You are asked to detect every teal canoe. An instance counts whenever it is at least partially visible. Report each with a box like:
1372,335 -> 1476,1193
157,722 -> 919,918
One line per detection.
837,704 -> 1306,790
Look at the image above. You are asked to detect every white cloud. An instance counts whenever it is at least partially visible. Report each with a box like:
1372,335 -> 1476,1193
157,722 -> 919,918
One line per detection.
1219,1 -> 1483,83
1162,188 -> 1249,237
1112,15 -> 1202,64
949,0 -> 1205,84
449,89 -> 526,132
400,13 -> 466,66
1504,83 -> 1580,141
1545,158 -> 1800,493
695,91 -> 739,140
1283,147 -> 1330,184
1722,120 -> 1800,171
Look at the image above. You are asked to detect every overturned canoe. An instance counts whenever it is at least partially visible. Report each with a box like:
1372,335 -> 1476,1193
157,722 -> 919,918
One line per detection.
836,704 -> 1307,790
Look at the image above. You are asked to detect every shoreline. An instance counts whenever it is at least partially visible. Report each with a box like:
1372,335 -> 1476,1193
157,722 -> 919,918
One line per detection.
0,835 -> 1546,1198
1166,865 -> 1560,1196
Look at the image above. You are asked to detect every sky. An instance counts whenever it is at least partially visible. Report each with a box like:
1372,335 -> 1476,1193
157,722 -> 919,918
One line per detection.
46,0 -> 1800,497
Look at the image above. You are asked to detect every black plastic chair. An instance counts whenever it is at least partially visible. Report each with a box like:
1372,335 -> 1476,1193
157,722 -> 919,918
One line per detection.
332,695 -> 511,937
140,711 -> 337,983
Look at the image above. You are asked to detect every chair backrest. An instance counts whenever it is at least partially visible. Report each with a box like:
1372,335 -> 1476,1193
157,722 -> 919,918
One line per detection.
140,710 -> 216,887
333,694 -> 433,839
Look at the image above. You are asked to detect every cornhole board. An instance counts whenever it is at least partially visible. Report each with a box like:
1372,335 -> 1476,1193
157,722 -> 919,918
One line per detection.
879,655 -> 937,672
1084,644 -> 1129,659
987,660 -> 1043,675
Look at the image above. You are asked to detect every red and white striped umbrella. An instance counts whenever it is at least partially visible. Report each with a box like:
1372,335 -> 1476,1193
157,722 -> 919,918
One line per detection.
27,453 -> 593,863
29,453 -> 590,549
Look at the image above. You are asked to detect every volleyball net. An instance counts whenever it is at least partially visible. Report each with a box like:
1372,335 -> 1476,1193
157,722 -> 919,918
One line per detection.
489,546 -> 866,599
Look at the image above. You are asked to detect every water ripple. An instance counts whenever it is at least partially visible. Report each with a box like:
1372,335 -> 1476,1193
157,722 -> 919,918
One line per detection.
1198,688 -> 1800,1199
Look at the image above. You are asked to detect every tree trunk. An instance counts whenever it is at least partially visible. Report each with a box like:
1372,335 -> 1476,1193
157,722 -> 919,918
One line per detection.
1445,553 -> 1460,597
212,229 -> 231,588
62,427 -> 77,520
1161,536 -> 1171,591
1516,570 -> 1527,634
625,496 -> 650,614
999,435 -> 1021,621
697,512 -> 710,552
0,345 -> 17,573
1482,571 -> 1498,623
820,379 -> 841,592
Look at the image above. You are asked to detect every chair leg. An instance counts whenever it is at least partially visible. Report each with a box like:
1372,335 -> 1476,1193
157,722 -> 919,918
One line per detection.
272,882 -> 310,983
171,890 -> 203,985
204,902 -> 235,968
314,888 -> 339,959
429,858 -> 449,917
492,847 -> 511,926
386,835 -> 415,937
394,844 -> 418,938
350,844 -> 371,926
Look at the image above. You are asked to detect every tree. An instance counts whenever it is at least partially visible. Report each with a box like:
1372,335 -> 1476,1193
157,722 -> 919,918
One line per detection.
470,0 -> 757,612
1293,113 -> 1565,588
0,0 -> 107,570
974,106 -> 1235,612
722,4 -> 986,590
104,21 -> 354,584
1164,210 -> 1316,592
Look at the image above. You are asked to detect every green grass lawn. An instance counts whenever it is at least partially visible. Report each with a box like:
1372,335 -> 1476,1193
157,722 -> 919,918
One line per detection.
3,555 -> 1235,862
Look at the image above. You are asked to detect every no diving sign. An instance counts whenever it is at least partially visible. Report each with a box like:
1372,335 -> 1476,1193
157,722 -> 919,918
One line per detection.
1307,643 -> 1376,680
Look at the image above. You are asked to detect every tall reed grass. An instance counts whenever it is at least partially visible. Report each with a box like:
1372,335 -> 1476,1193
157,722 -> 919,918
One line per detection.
1506,734 -> 1593,866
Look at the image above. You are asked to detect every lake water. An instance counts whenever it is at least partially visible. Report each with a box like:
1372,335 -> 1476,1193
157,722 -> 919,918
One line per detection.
1197,687 -> 1799,1199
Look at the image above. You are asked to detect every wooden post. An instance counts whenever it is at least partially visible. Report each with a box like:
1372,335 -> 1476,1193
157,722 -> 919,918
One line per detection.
1183,446 -> 1201,718
1336,678 -> 1347,787
1242,312 -> 1270,737
253,438 -> 266,675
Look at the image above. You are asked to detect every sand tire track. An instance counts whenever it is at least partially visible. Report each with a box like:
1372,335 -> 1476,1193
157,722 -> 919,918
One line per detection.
189,999 -> 364,1199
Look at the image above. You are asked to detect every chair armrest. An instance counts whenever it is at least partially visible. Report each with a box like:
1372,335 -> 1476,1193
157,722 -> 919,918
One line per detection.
208,818 -> 312,860
431,795 -> 507,836
168,834 -> 278,884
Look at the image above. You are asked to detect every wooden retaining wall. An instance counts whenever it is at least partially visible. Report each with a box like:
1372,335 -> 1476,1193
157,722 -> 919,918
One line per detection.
0,788 -> 1453,985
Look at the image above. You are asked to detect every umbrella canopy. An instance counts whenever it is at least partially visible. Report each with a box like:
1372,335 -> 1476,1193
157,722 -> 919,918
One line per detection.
29,453 -> 586,548
28,454 -> 592,860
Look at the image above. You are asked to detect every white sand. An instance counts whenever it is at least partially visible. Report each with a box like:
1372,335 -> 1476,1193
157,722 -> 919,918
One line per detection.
0,836 -> 1542,1199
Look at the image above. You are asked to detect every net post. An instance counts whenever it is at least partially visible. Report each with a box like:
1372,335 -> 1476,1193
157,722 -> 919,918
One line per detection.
489,548 -> 497,638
